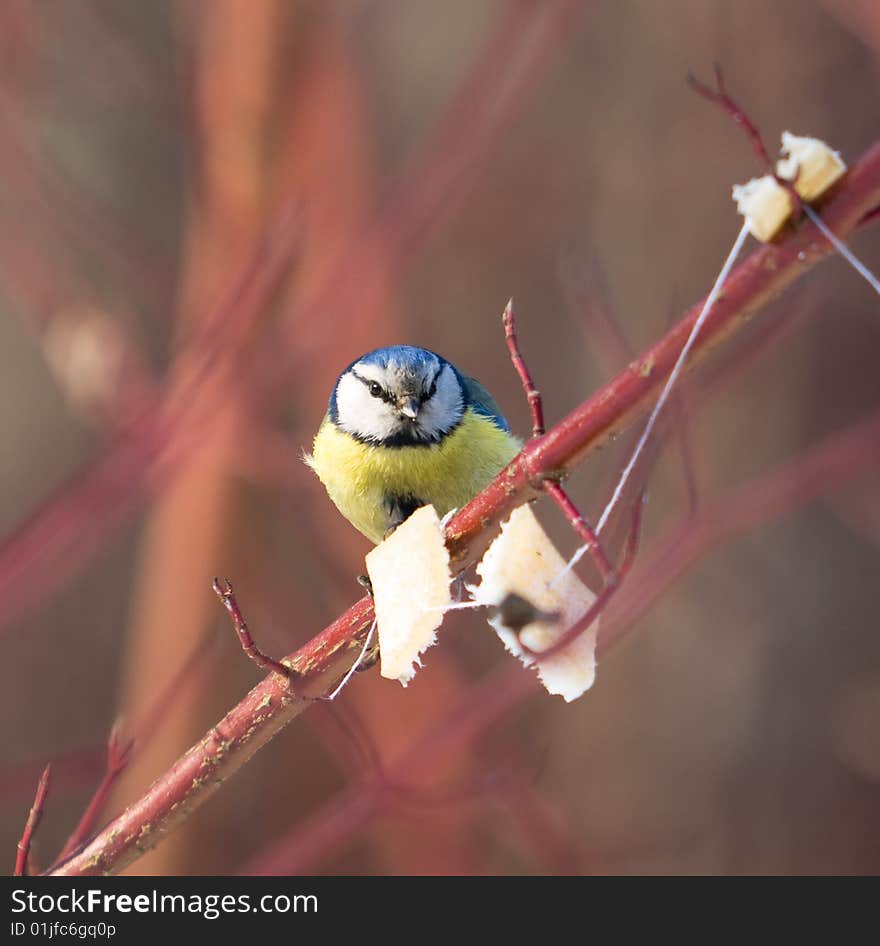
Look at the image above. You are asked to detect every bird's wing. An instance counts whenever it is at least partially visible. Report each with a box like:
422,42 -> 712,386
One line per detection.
461,375 -> 510,432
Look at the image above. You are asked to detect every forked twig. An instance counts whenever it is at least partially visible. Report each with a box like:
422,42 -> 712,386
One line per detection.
689,67 -> 880,297
503,299 -> 545,437
687,65 -> 803,225
213,578 -> 293,679
214,578 -> 373,700
503,298 -> 643,654
687,64 -> 774,172
14,763 -> 51,876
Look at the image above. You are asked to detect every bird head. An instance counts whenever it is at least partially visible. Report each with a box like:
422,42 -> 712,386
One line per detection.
331,346 -> 465,446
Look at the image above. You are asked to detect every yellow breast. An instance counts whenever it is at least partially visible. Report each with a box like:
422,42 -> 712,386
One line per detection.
305,408 -> 521,544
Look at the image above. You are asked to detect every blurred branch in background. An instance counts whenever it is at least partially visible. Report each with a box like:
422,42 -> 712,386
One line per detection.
0,0 -> 580,639
13,764 -> 50,876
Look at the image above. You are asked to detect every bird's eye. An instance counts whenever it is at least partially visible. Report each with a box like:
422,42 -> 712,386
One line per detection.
369,382 -> 383,398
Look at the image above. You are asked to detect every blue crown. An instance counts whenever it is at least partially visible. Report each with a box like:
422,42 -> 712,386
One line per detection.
328,345 -> 509,433
356,345 -> 447,373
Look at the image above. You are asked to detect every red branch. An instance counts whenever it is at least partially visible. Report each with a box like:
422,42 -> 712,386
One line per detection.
503,299 -> 545,437
242,406 -> 880,875
14,763 -> 51,876
50,142 -> 880,876
505,296 -> 616,582
687,66 -> 803,221
687,65 -> 774,172
213,578 -> 293,679
442,143 -> 880,570
544,479 -> 615,583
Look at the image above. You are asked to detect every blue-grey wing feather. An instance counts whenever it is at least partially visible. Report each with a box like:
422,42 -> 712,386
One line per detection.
461,375 -> 510,432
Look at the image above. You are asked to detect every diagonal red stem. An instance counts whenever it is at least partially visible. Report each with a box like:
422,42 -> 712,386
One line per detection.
503,299 -> 545,437
14,763 -> 51,876
213,578 -> 293,679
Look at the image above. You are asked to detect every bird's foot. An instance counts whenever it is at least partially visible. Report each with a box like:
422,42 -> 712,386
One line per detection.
355,640 -> 381,672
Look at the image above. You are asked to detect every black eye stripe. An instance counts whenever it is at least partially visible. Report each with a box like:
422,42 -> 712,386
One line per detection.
421,366 -> 442,402
352,363 -> 448,407
354,373 -> 392,403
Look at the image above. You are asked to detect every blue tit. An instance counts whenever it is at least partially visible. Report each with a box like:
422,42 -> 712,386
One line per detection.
305,345 -> 521,544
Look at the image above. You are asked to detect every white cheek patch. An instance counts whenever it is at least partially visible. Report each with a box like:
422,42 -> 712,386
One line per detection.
336,357 -> 463,444
417,364 -> 464,438
334,372 -> 398,442
350,363 -> 388,385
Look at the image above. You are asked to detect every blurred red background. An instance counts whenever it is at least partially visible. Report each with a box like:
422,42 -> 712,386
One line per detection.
1,0 -> 879,875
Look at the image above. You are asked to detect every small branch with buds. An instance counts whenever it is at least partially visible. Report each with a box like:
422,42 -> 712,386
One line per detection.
213,578 -> 294,680
687,65 -> 776,173
503,299 -> 545,437
504,298 -> 636,654
14,764 -> 51,876
504,299 -> 616,582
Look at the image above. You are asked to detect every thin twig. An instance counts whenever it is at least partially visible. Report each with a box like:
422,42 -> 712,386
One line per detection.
503,296 -> 618,582
14,763 -> 51,876
687,64 -> 774,172
505,298 -> 618,582
54,722 -> 133,864
689,69 -> 880,298
213,578 -> 293,679
687,65 -> 803,226
503,299 -> 545,437
544,480 -> 615,583
0,746 -> 103,807
518,495 -> 644,660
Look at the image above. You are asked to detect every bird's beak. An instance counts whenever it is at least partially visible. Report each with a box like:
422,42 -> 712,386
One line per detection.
399,396 -> 420,420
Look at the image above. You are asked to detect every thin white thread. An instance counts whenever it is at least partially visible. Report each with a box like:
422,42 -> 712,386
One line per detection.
425,600 -> 485,612
557,222 -> 751,581
802,204 -> 880,296
322,617 -> 377,701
